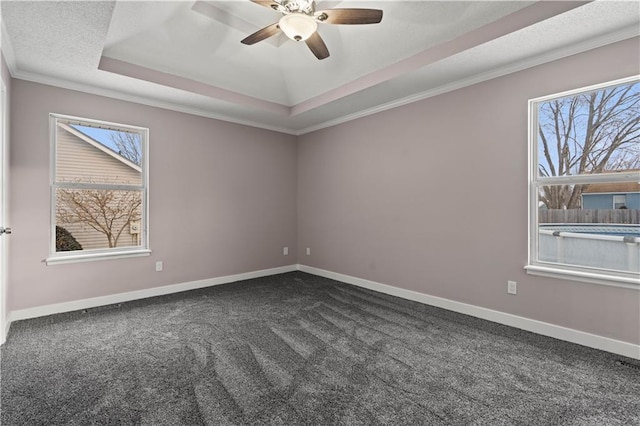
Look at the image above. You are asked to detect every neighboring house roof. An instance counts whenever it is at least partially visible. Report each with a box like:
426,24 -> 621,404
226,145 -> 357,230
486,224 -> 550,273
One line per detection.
58,122 -> 142,173
582,170 -> 640,194
583,182 -> 640,194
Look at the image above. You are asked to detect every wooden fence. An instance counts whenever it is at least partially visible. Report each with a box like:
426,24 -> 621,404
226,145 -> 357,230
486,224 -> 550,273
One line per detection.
539,209 -> 640,224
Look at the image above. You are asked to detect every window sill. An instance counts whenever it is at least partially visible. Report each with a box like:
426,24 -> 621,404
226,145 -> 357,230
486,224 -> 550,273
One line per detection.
46,249 -> 152,265
525,264 -> 640,290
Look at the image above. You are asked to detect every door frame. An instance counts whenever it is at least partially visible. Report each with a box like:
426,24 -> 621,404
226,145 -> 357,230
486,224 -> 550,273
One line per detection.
1,77 -> 8,344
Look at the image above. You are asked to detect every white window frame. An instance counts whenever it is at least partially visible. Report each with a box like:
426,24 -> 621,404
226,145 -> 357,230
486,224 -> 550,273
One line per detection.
612,194 -> 627,209
526,76 -> 640,289
46,114 -> 151,265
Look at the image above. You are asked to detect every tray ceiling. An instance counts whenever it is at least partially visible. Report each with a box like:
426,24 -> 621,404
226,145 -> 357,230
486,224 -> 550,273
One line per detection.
2,1 -> 639,134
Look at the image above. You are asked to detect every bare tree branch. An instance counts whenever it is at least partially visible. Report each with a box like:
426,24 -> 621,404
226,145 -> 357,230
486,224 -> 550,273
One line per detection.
57,188 -> 142,248
109,132 -> 142,166
537,82 -> 640,209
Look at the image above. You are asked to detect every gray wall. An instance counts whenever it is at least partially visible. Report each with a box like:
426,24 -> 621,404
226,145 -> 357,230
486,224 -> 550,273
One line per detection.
9,80 -> 298,310
297,37 -> 640,345
6,37 -> 640,346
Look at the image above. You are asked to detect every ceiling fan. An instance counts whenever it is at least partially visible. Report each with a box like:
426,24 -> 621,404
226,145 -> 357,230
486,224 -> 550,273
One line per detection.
241,0 -> 383,60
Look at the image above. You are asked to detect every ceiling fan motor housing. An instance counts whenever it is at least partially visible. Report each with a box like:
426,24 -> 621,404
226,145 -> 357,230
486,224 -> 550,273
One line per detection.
243,0 -> 383,60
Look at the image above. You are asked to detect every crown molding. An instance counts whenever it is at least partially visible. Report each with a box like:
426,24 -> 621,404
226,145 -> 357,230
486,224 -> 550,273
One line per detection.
291,0 -> 589,117
6,24 -> 638,137
297,24 -> 640,135
98,57 -> 291,116
10,69 -> 298,135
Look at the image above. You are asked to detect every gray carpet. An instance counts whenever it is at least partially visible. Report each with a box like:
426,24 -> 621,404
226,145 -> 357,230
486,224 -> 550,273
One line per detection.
1,272 -> 639,425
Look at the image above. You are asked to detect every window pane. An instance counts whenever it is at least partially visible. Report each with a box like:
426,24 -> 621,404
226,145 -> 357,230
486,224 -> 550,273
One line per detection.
537,81 -> 640,179
55,188 -> 143,252
55,122 -> 142,185
538,184 -> 639,273
612,194 -> 627,209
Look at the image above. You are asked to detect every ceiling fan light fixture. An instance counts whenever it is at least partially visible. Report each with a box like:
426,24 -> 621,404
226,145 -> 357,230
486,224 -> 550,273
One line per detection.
279,13 -> 317,41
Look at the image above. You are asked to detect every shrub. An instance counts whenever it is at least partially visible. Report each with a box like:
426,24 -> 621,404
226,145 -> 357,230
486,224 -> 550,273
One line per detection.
56,226 -> 83,251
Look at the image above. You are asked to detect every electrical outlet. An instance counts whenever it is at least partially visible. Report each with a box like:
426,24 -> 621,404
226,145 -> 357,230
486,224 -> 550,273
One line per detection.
283,247 -> 289,256
306,248 -> 311,256
156,261 -> 163,272
507,280 -> 517,295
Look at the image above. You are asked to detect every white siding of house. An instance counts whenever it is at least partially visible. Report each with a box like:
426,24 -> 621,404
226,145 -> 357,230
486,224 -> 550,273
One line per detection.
56,125 -> 141,185
58,197 -> 142,251
55,125 -> 142,251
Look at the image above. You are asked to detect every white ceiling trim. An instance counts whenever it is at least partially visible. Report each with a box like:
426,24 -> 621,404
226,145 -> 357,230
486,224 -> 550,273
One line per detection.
98,56 -> 290,115
296,25 -> 640,135
3,1 -> 638,135
4,20 -> 639,136
291,0 -> 588,117
9,68 -> 298,135
98,1 -> 587,118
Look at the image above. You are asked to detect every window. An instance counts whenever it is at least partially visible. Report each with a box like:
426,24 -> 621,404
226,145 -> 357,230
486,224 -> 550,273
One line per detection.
613,194 -> 627,209
527,76 -> 640,287
47,114 -> 150,264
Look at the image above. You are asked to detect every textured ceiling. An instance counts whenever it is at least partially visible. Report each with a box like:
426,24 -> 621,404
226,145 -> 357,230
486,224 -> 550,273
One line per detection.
102,1 -> 532,105
1,1 -> 639,134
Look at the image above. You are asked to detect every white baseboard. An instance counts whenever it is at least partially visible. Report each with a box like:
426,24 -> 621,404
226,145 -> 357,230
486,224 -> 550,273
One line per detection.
5,263 -> 639,360
297,264 -> 640,360
1,313 -> 9,345
7,264 -> 298,326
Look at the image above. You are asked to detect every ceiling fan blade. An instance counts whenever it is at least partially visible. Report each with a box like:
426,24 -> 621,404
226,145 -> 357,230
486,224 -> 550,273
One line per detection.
315,9 -> 383,25
241,22 -> 281,45
305,32 -> 330,60
250,0 -> 280,11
